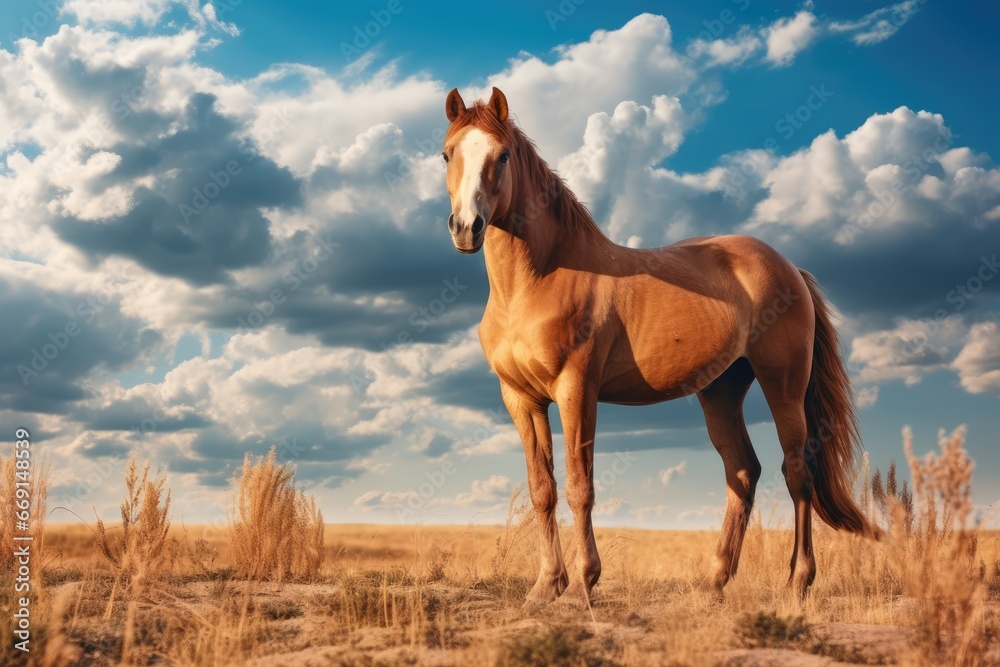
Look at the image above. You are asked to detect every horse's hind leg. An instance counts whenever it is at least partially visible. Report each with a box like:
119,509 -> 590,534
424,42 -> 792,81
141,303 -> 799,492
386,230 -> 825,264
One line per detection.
698,358 -> 761,599
750,346 -> 815,599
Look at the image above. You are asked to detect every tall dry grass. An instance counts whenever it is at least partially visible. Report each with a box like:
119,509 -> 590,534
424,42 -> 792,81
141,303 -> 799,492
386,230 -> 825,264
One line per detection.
94,454 -> 173,584
886,425 -> 995,665
0,449 -> 78,667
229,447 -> 325,581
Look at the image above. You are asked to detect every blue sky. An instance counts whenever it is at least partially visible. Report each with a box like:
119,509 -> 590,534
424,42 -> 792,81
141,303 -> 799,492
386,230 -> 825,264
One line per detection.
1,0 -> 998,530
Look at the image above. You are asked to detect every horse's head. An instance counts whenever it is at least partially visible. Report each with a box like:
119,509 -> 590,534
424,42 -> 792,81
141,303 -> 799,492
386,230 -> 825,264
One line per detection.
442,87 -> 514,254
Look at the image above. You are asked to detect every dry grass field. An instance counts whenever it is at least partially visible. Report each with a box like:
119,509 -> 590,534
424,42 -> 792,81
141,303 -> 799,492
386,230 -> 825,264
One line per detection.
3,430 -> 1000,666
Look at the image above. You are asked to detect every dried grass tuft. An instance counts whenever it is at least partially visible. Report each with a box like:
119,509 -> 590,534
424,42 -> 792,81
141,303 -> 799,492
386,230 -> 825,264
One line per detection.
228,447 -> 324,581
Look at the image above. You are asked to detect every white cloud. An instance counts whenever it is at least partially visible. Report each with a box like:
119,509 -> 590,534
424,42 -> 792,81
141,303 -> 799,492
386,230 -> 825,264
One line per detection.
353,489 -> 418,508
677,504 -> 723,522
830,1 -> 920,46
764,11 -> 819,66
849,316 -> 965,386
61,0 -> 180,27
345,456 -> 391,474
481,13 -> 696,160
747,107 -> 1000,244
593,497 -> 631,519
658,460 -> 687,486
635,505 -> 670,522
952,322 -> 1000,394
752,130 -> 864,229
61,0 -> 239,34
558,95 -> 688,244
689,28 -> 762,67
855,385 -> 880,409
453,475 -> 513,506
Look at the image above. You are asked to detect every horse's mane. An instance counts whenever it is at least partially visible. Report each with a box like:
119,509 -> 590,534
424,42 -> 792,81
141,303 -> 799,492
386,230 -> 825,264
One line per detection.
447,102 -> 603,235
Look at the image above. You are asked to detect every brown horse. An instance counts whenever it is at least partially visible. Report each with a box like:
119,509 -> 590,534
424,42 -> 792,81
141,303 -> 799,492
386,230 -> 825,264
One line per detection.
441,87 -> 878,608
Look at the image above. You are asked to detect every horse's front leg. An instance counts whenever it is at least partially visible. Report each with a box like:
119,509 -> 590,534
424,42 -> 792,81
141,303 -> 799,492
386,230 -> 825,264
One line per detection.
553,376 -> 601,609
500,384 -> 567,608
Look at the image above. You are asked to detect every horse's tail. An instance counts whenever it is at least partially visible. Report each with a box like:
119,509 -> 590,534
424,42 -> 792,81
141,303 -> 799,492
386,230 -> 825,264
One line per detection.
800,270 -> 881,539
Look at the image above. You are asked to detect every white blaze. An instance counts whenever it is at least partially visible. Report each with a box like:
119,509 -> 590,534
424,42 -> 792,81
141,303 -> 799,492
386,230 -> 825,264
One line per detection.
457,128 -> 494,225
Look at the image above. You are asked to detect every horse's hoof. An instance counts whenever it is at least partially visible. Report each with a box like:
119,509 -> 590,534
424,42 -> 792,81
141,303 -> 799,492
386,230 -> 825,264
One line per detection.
549,584 -> 591,612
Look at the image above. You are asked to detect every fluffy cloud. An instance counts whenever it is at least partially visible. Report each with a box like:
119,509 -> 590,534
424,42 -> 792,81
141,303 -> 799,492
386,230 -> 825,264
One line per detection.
855,386 -> 880,409
593,497 -> 632,519
677,504 -> 724,523
952,323 -> 1000,394
61,0 -> 238,34
764,11 -> 819,66
0,260 -> 163,414
354,489 -> 418,508
558,95 -> 687,241
60,0 -> 180,27
481,14 -> 696,160
658,460 -> 687,486
849,316 -> 965,386
689,28 -> 762,68
453,475 -> 512,506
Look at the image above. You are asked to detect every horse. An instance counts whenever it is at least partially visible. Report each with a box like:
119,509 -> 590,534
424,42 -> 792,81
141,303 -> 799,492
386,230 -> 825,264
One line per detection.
440,86 -> 878,608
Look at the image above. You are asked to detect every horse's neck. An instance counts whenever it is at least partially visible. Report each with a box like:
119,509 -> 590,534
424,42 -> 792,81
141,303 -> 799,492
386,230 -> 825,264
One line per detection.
484,206 -> 608,305
483,208 -> 560,303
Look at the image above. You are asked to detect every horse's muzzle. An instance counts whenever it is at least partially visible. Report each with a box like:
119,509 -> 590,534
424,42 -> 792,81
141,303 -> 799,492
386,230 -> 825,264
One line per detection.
450,214 -> 485,253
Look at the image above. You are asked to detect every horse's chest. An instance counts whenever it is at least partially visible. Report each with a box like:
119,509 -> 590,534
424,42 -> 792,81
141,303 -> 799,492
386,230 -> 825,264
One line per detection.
478,311 -> 578,400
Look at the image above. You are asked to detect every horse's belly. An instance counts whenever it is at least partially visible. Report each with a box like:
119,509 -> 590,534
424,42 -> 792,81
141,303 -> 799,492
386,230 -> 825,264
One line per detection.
597,359 -> 719,404
599,321 -> 744,404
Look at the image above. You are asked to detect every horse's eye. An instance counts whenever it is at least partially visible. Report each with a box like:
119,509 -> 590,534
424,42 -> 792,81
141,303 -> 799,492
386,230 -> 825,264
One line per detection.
499,152 -> 510,164
442,152 -> 449,163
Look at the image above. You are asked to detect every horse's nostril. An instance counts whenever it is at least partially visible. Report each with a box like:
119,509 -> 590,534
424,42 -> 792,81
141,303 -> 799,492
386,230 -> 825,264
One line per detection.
448,214 -> 457,233
472,215 -> 485,235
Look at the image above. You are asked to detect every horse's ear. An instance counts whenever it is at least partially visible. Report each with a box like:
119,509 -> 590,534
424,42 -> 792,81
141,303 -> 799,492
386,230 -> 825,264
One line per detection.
488,87 -> 508,122
445,88 -> 467,122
